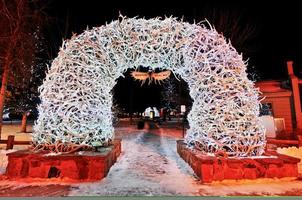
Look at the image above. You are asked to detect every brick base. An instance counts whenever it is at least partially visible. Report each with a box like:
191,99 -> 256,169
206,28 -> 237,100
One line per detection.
5,140 -> 121,181
177,140 -> 300,183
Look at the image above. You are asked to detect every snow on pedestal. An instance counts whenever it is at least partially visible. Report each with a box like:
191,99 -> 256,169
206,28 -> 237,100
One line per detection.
33,16 -> 265,157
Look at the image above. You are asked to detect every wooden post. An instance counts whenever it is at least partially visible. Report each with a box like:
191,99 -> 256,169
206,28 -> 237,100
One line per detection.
287,61 -> 302,129
287,61 -> 294,75
6,135 -> 15,150
20,112 -> 28,133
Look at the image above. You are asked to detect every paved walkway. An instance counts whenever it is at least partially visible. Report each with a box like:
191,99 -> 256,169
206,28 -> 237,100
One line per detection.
70,123 -> 200,196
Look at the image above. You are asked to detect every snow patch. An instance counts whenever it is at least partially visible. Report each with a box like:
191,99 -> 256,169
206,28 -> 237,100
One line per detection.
197,177 -> 302,196
277,146 -> 302,174
0,149 -> 17,174
44,152 -> 62,156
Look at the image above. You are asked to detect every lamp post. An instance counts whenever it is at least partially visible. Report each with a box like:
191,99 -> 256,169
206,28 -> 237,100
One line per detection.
181,105 -> 186,138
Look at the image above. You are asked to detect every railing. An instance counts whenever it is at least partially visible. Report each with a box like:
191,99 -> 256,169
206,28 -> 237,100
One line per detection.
267,138 -> 299,147
0,135 -> 31,150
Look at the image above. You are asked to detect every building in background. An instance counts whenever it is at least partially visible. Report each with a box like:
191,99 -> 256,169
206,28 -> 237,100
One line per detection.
256,61 -> 302,146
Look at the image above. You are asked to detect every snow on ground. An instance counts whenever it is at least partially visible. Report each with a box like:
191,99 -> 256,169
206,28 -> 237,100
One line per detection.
69,130 -> 200,196
0,122 -> 32,151
70,125 -> 302,196
0,150 -> 16,174
196,177 -> 302,196
1,122 -> 32,140
0,122 -> 32,175
1,122 -> 302,196
277,146 -> 302,174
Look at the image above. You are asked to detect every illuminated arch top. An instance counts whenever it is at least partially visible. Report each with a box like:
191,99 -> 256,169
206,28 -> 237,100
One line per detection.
33,16 -> 265,157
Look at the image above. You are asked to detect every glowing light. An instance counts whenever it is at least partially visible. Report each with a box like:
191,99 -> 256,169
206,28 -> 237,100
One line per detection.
33,16 -> 265,156
131,70 -> 171,85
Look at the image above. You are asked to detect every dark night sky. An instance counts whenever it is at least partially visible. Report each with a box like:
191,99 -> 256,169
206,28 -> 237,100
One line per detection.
44,0 -> 302,111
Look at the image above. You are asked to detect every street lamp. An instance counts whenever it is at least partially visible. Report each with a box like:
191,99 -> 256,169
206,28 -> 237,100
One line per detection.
181,105 -> 186,137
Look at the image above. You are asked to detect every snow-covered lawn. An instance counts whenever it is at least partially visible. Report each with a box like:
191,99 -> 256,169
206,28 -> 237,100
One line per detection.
0,123 -> 32,175
0,150 -> 16,175
0,122 -> 32,151
277,146 -> 302,174
196,177 -> 302,196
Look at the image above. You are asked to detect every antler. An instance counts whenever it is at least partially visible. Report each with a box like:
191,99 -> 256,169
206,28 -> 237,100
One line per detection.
151,70 -> 171,84
131,71 -> 150,85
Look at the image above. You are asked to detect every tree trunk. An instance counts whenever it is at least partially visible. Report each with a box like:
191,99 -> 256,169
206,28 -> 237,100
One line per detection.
0,64 -> 10,139
20,111 -> 28,133
0,42 -> 15,139
0,0 -> 24,139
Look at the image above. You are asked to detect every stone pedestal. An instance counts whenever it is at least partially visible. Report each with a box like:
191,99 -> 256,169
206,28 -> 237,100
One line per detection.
5,140 -> 121,181
177,140 -> 300,183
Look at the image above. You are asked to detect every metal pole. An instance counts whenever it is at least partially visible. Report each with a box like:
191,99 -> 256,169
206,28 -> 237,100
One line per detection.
182,115 -> 185,138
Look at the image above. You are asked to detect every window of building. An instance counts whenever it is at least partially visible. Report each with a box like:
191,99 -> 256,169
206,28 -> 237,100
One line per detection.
260,103 -> 273,116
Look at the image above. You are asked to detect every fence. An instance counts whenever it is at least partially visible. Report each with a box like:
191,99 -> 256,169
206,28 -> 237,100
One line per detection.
0,135 -> 31,150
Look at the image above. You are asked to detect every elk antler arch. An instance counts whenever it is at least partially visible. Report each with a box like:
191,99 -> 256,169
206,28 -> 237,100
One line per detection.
33,16 -> 265,157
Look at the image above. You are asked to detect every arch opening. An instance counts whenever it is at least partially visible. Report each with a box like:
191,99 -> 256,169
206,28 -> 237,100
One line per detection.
112,67 -> 168,115
112,66 -> 192,127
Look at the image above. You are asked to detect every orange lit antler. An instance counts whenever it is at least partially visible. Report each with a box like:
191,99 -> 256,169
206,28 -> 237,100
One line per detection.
151,70 -> 171,84
131,71 -> 150,85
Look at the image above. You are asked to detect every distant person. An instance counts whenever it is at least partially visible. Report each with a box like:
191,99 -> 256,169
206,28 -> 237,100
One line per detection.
162,108 -> 167,122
